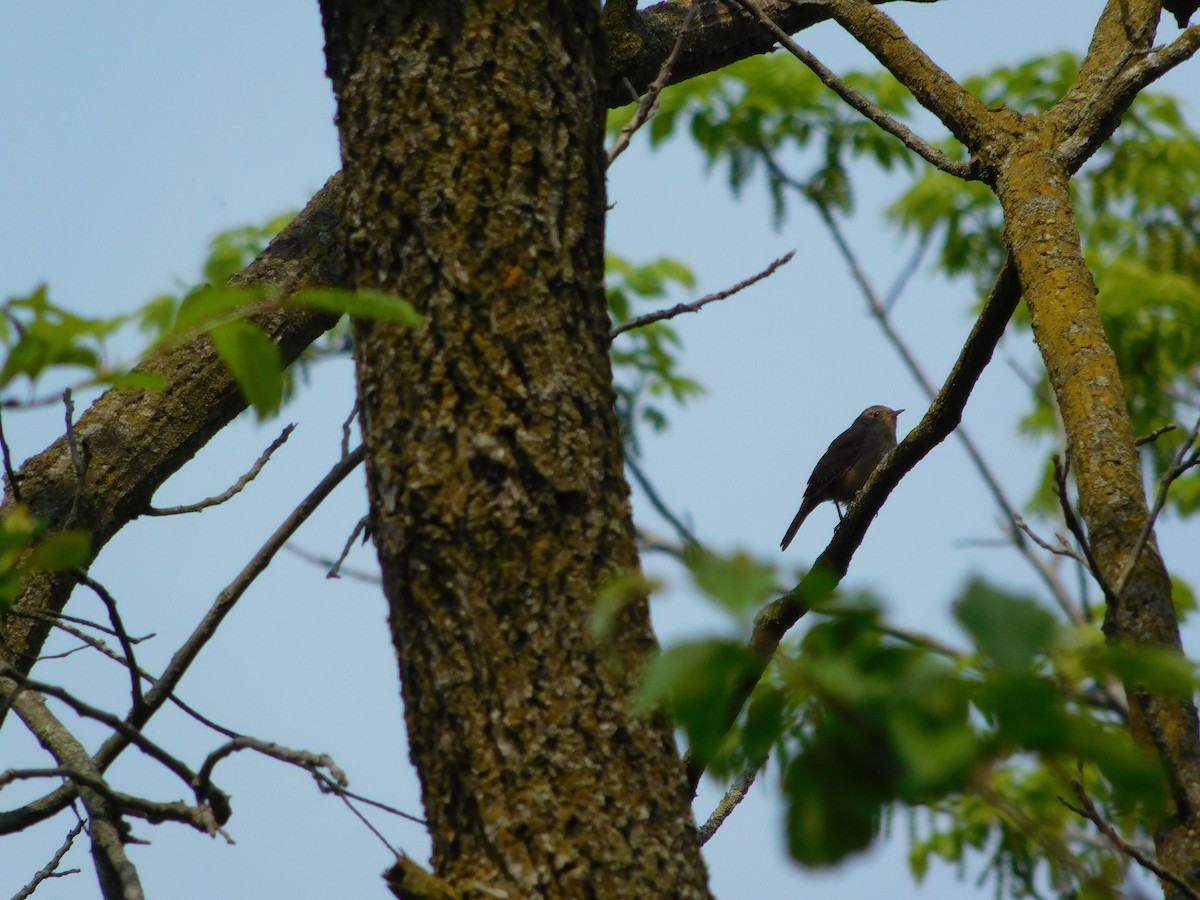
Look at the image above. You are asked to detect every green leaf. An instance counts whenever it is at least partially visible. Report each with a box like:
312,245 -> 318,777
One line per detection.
172,284 -> 265,336
784,721 -> 890,866
292,288 -> 424,326
1095,644 -> 1197,699
687,549 -> 777,618
953,578 -> 1057,669
25,530 -> 92,572
638,639 -> 758,764
209,320 -> 283,419
98,370 -> 168,392
590,570 -> 657,639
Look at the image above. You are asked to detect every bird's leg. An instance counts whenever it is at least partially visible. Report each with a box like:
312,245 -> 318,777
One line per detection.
835,503 -> 844,521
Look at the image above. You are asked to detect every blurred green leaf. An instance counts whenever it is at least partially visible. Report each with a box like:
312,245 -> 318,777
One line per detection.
292,288 -> 424,326
687,549 -> 777,618
172,284 -> 265,337
639,639 -> 758,764
25,530 -> 91,572
953,578 -> 1057,670
209,320 -> 283,419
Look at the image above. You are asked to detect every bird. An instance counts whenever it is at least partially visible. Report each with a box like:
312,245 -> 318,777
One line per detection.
780,405 -> 903,551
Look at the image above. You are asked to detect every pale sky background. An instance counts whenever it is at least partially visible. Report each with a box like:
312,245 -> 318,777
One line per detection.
1,2 -> 1197,898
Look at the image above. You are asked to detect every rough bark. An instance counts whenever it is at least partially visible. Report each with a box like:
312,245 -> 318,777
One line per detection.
317,1 -> 710,896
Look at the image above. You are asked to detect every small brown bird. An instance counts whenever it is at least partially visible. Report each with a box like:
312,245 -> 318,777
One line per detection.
780,405 -> 903,550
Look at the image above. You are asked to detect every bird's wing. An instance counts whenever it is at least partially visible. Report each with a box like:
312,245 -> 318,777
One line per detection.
804,424 -> 866,497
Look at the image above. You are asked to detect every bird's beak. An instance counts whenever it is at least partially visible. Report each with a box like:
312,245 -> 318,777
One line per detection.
894,408 -> 905,416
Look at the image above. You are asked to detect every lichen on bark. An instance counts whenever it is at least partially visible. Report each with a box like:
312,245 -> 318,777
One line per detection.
318,1 -> 711,895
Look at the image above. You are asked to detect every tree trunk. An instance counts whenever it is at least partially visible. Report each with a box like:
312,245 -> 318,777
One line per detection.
317,2 -> 711,896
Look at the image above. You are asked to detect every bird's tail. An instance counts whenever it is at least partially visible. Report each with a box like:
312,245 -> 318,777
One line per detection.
780,497 -> 815,551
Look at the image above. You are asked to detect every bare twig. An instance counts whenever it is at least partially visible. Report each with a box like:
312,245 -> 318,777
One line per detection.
285,542 -> 379,583
197,736 -> 347,796
326,515 -> 371,579
0,406 -> 21,503
625,454 -> 699,548
1012,515 -> 1087,565
1061,774 -> 1200,900
76,574 -> 144,715
0,446 -> 366,834
7,687 -> 145,900
606,0 -> 701,166
310,771 -> 426,827
729,0 -> 973,179
341,402 -> 359,459
12,820 -> 84,900
61,390 -> 88,524
0,765 -> 223,836
1135,423 -> 1177,447
196,736 -> 424,854
110,445 -> 366,740
1113,416 -> 1200,596
145,423 -> 296,515
610,251 -> 795,338
699,760 -> 763,844
11,603 -> 242,740
1053,455 -> 1118,605
1,667 -> 203,800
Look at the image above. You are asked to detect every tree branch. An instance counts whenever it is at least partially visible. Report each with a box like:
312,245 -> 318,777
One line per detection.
730,0 -> 973,178
610,251 -> 794,338
689,258 -> 1021,791
144,423 -> 296,515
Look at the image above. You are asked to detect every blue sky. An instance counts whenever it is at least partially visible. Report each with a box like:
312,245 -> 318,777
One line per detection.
1,2 -> 1196,897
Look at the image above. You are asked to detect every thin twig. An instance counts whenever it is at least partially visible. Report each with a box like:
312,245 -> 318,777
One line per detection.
76,573 -> 144,715
625,454 -> 699,547
1053,455 -> 1118,605
0,446 -> 367,834
285,542 -> 379,584
610,251 -> 795,338
7,687 -> 145,899
101,445 -> 367,751
699,760 -> 764,844
326,516 -> 371,579
729,0 -> 973,179
61,390 -> 88,524
1113,416 -> 1200,596
145,423 -> 296,515
1135,423 -> 1176,447
12,820 -> 84,900
310,770 -> 426,827
0,406 -> 21,503
1012,515 -> 1086,565
13,603 -> 242,740
606,0 -> 701,166
341,402 -> 359,459
1062,773 -> 1200,900
1,667 -> 202,798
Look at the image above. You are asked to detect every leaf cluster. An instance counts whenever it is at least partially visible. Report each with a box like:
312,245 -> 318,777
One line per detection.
641,557 -> 1190,894
616,50 -> 1200,515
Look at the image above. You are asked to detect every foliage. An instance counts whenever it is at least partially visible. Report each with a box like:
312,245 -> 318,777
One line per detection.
607,252 -> 705,451
610,55 -> 914,225
615,50 -> 1200,514
645,559 -> 1187,894
2,216 -> 421,421
0,505 -> 90,610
